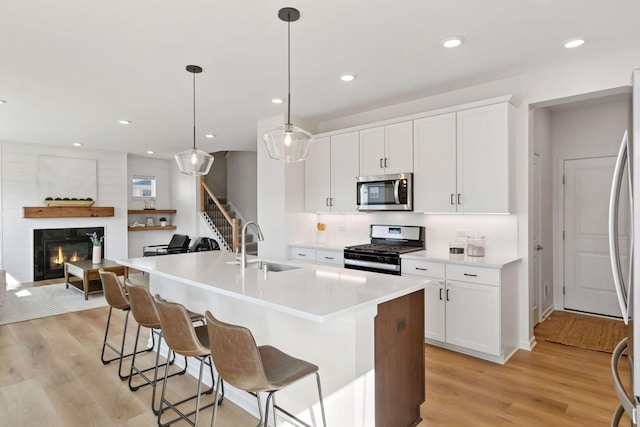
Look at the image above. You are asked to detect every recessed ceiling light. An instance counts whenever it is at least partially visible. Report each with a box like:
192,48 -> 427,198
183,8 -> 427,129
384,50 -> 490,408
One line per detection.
146,150 -> 154,154
340,74 -> 356,82
442,36 -> 465,48
118,119 -> 131,125
72,142 -> 83,147
0,100 -> 6,104
205,134 -> 216,139
271,98 -> 284,104
563,38 -> 585,49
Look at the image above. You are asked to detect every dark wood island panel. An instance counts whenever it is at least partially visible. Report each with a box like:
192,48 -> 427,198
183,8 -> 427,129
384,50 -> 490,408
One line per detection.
375,289 -> 425,427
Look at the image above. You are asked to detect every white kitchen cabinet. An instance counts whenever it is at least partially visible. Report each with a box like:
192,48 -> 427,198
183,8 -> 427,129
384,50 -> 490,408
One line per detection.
445,279 -> 500,355
413,101 -> 514,213
289,246 -> 344,266
456,102 -> 511,213
402,257 -> 518,364
403,259 -> 446,342
305,132 -> 359,212
413,113 -> 457,212
304,136 -> 331,213
316,249 -> 344,266
359,121 -> 413,176
289,246 -> 316,263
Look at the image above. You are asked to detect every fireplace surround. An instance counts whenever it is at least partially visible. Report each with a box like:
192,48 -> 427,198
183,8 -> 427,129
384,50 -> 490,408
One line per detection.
33,227 -> 104,281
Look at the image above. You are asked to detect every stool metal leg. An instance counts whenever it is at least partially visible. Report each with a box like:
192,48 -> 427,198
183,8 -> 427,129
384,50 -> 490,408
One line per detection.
101,307 -> 151,380
128,327 -> 188,415
158,353 -> 219,427
267,373 -> 327,427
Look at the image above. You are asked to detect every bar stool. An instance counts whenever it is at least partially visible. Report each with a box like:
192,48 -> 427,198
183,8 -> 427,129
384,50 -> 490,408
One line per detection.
154,295 -> 224,427
125,281 -> 205,415
205,310 -> 327,427
99,269 -> 152,380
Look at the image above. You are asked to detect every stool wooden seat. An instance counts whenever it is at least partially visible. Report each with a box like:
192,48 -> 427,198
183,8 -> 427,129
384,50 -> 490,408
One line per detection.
99,269 -> 152,380
154,296 -> 223,427
205,311 -> 326,427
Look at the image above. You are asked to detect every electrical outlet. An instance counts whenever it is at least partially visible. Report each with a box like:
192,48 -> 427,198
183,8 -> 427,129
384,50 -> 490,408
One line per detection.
338,224 -> 346,232
544,284 -> 549,298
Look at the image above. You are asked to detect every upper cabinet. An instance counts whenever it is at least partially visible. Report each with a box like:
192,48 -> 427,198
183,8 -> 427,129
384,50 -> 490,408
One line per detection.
414,101 -> 514,213
359,121 -> 413,176
413,113 -> 457,212
305,132 -> 359,213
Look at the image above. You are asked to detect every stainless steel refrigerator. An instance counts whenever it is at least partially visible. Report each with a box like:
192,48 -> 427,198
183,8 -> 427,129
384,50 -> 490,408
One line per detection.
611,69 -> 640,426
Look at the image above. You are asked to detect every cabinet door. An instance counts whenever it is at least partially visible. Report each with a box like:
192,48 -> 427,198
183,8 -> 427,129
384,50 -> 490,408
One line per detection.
445,280 -> 500,355
330,132 -> 359,212
304,136 -> 331,212
359,126 -> 386,176
425,279 -> 446,342
413,113 -> 457,212
456,103 -> 510,213
384,121 -> 414,174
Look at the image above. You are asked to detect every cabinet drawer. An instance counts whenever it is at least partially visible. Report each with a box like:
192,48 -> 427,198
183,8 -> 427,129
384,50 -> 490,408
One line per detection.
402,259 -> 445,278
447,264 -> 499,286
316,250 -> 344,266
289,247 -> 316,262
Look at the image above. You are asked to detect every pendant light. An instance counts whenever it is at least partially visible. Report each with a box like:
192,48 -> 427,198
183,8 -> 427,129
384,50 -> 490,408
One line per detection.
263,7 -> 313,163
175,65 -> 214,176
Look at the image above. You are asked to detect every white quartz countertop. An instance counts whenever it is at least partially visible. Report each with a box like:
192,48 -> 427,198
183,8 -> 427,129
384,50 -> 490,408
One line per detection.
118,251 -> 427,323
401,250 -> 520,268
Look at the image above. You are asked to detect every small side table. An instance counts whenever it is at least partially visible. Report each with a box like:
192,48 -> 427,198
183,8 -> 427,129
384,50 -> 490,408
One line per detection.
64,259 -> 128,300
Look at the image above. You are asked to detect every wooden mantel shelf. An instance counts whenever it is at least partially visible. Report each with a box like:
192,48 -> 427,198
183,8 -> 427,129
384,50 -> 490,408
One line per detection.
23,206 -> 115,218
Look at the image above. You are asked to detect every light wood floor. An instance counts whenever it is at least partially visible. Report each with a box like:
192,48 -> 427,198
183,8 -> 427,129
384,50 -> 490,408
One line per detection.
0,309 -> 628,426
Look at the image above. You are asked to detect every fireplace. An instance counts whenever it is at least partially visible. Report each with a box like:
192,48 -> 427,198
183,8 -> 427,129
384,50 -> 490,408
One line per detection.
33,227 -> 104,281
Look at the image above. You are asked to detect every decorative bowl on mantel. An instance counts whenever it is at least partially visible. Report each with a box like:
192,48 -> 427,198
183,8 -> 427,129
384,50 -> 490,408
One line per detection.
44,200 -> 95,207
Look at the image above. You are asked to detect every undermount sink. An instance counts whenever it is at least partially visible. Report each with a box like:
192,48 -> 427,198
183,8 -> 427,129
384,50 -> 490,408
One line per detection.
248,261 -> 300,272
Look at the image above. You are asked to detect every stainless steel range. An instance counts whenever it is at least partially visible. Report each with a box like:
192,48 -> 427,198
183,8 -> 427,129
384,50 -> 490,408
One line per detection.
344,225 -> 425,275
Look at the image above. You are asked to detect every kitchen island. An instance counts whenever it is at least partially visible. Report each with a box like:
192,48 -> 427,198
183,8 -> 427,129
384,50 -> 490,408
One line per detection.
118,251 -> 427,427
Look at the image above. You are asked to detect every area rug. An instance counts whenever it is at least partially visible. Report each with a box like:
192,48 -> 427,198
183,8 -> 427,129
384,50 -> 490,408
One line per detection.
545,314 -> 626,353
0,282 -> 107,325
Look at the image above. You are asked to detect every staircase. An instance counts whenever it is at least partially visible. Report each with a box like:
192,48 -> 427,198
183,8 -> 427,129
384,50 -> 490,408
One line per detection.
201,199 -> 257,255
200,179 -> 257,256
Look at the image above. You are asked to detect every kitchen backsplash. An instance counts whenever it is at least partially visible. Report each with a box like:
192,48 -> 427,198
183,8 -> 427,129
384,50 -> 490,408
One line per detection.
308,212 -> 518,256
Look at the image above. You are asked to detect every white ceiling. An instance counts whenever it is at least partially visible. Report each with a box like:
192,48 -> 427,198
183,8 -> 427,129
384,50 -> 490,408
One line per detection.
1,0 -> 640,159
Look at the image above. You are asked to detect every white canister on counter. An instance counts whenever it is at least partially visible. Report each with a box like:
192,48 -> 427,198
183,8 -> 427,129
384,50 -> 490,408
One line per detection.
467,232 -> 485,257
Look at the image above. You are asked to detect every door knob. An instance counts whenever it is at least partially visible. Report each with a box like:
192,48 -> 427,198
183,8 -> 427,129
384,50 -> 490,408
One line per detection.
536,245 -> 543,251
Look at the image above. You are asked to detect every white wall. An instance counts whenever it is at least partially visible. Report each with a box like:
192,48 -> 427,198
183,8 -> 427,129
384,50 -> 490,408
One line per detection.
227,151 -> 257,222
0,141 -> 128,283
126,156 -> 175,258
550,95 -> 632,310
205,151 -> 227,199
263,46 -> 640,349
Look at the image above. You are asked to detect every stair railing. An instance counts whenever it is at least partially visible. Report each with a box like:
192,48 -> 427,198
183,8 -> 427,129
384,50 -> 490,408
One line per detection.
200,177 -> 239,253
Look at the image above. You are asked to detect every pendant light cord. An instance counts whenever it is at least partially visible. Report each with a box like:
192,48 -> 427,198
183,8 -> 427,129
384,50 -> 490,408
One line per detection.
286,12 -> 292,126
192,70 -> 197,150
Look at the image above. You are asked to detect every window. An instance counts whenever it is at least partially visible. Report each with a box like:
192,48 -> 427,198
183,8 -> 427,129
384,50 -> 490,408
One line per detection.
132,175 -> 156,198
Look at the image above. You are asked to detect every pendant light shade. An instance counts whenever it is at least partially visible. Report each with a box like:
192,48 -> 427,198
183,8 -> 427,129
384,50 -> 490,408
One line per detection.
263,7 -> 313,163
175,65 -> 214,176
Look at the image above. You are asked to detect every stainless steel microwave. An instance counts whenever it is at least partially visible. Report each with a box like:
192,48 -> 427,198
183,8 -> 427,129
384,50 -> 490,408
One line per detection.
356,173 -> 413,211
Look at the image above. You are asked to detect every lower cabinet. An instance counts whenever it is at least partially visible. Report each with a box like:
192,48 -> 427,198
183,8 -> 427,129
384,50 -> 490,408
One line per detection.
403,258 -> 517,364
289,246 -> 344,266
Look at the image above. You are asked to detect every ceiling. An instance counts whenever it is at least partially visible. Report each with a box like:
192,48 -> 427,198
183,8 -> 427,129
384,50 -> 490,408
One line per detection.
1,0 -> 639,159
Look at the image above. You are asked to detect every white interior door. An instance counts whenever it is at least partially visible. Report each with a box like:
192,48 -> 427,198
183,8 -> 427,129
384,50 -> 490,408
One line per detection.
533,154 -> 541,324
564,156 -> 628,317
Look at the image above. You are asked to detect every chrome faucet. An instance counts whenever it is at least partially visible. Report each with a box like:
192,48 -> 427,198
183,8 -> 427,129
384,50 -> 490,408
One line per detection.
240,221 -> 264,268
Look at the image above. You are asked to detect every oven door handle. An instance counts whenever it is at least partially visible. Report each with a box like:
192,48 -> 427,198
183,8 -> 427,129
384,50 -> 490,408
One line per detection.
393,179 -> 400,204
344,259 -> 400,272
